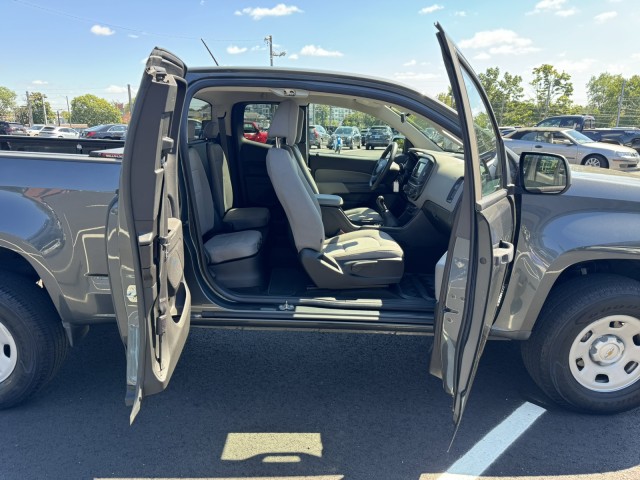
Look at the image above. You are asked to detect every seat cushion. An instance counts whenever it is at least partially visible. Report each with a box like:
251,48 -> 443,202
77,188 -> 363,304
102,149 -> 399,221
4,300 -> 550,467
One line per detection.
323,230 -> 403,261
223,207 -> 270,231
204,230 -> 262,265
345,207 -> 382,225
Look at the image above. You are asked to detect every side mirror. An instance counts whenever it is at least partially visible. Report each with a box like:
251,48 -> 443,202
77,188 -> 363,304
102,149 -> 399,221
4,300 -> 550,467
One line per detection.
519,152 -> 571,194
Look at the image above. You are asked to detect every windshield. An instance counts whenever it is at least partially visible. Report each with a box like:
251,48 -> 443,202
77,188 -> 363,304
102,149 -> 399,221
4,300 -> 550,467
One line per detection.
389,106 -> 463,153
564,129 -> 594,144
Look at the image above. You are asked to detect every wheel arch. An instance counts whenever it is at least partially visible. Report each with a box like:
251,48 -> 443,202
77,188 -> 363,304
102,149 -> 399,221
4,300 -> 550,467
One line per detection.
0,245 -> 84,345
492,253 -> 640,340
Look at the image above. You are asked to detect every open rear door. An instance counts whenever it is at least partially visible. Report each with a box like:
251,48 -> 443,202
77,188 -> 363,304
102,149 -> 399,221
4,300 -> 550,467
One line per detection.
429,25 -> 516,429
107,48 -> 190,423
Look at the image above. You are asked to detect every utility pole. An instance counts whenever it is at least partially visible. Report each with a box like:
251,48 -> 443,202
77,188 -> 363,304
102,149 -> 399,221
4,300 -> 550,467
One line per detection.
615,79 -> 626,127
264,35 -> 285,66
26,91 -> 33,126
57,110 -> 61,126
66,96 -> 71,125
544,81 -> 552,118
42,94 -> 48,124
127,84 -> 133,116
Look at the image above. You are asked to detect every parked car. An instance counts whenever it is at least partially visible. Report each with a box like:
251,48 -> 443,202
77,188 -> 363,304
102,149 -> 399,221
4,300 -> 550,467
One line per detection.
366,125 -> 393,149
498,126 -> 521,137
4,26 -> 640,429
328,126 -> 361,150
582,128 -> 640,154
243,121 -> 268,143
359,127 -> 370,146
80,124 -> 128,139
26,124 -> 46,136
504,127 -> 639,170
309,124 -> 330,146
535,114 -> 596,132
0,121 -> 27,136
37,126 -> 79,138
308,126 -> 322,148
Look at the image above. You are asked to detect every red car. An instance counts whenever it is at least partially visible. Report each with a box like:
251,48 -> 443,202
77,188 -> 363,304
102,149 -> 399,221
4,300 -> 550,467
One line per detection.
243,121 -> 268,143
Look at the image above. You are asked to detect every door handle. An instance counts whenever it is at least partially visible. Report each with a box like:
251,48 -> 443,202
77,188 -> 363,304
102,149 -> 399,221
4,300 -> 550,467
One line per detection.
493,240 -> 514,266
534,145 -> 543,148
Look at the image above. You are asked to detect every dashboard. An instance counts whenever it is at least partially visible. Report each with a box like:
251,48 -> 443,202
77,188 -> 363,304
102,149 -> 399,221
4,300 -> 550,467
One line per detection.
401,148 -> 464,232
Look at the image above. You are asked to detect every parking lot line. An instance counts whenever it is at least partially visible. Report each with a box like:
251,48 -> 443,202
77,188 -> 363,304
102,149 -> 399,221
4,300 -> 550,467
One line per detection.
434,402 -> 546,480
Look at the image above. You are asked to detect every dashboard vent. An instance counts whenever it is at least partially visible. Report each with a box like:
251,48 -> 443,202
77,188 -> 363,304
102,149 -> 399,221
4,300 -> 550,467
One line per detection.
446,177 -> 464,203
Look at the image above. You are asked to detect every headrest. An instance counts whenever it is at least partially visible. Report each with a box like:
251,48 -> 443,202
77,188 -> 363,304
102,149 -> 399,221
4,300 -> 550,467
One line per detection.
188,120 -> 196,140
267,100 -> 298,145
203,119 -> 219,139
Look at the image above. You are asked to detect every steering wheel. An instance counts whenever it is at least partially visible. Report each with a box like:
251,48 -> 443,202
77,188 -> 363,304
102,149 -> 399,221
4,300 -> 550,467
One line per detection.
369,142 -> 398,190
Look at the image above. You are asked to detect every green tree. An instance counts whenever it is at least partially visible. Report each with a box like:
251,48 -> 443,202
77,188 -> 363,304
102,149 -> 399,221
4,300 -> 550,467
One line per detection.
342,111 -> 378,128
14,105 -> 30,125
530,64 -> 574,119
478,67 -> 525,125
70,94 -> 122,126
436,88 -> 454,108
587,73 -> 640,127
28,92 -> 55,124
0,86 -> 17,120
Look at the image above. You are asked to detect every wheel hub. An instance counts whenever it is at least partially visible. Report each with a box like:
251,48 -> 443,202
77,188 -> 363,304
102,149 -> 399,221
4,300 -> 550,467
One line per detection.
0,322 -> 18,383
589,334 -> 625,365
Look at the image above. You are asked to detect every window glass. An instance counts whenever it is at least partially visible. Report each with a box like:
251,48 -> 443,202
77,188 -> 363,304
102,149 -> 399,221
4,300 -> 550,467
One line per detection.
243,104 -> 277,144
188,98 -> 212,141
460,68 -> 502,197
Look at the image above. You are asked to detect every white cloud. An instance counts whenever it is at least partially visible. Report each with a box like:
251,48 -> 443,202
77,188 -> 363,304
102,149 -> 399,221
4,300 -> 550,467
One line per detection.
90,24 -> 115,36
393,71 -> 438,81
556,58 -> 596,73
529,0 -> 567,14
234,4 -> 303,20
473,52 -> 491,60
419,4 -> 444,14
288,53 -> 299,60
454,10 -> 467,17
106,85 -> 128,94
631,53 -> 640,60
403,59 -> 417,66
459,29 -> 539,55
200,0 -> 205,4
32,80 -> 48,85
556,8 -> 577,16
595,11 -> 617,23
128,34 -> 139,39
251,45 -> 266,51
227,45 -> 248,54
300,45 -> 343,57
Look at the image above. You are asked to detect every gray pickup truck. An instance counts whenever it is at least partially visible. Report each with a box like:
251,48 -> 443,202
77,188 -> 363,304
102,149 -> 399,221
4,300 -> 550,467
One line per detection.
1,26 -> 640,427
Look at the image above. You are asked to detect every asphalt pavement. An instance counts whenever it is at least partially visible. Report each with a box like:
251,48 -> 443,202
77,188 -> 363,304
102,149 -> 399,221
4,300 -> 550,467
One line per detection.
3,324 -> 640,480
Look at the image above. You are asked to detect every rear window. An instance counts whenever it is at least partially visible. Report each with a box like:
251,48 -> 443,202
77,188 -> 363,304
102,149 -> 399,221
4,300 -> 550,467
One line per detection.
370,127 -> 389,133
335,127 -> 353,134
42,126 -> 55,131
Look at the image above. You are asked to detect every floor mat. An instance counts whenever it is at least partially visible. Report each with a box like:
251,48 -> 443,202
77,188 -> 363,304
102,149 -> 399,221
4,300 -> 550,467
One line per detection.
268,267 -> 312,296
394,273 -> 436,301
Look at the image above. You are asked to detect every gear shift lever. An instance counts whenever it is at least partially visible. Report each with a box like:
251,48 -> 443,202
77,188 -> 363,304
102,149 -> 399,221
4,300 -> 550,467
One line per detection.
375,195 -> 398,227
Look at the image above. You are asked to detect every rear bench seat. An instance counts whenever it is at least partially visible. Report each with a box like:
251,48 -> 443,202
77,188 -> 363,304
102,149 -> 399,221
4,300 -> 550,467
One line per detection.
187,147 -> 265,289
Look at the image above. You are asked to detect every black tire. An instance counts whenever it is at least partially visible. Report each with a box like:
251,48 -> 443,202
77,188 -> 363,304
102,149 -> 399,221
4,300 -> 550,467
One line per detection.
582,154 -> 609,169
521,274 -> 640,414
0,274 -> 69,409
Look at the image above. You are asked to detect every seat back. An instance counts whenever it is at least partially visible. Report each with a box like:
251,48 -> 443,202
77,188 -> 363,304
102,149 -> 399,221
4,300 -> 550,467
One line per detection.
203,120 -> 234,218
266,100 -> 324,253
285,109 -> 320,195
187,147 -> 217,237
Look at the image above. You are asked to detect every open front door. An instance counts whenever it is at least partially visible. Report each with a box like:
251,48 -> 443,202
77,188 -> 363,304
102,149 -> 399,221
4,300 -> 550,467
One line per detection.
108,48 -> 190,423
429,25 -> 516,428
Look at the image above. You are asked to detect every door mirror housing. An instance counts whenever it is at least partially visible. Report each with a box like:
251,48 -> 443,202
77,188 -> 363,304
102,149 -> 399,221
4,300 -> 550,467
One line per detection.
519,152 -> 571,194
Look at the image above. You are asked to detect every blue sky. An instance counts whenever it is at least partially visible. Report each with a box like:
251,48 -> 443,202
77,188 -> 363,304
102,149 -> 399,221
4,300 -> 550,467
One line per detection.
2,0 -> 638,112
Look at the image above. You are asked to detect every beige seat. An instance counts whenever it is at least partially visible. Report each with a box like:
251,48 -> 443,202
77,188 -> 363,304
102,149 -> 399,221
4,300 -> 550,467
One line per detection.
266,100 -> 404,289
286,112 -> 383,225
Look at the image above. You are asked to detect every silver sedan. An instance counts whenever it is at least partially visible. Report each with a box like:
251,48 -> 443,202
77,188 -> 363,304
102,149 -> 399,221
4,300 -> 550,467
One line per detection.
504,127 -> 639,171
38,126 -> 79,138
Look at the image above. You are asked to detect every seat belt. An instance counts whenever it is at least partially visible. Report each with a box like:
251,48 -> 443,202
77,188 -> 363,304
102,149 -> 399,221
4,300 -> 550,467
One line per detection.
217,114 -> 230,162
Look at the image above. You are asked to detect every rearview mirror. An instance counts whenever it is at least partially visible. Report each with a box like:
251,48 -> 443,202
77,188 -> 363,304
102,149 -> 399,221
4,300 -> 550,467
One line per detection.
519,152 -> 570,194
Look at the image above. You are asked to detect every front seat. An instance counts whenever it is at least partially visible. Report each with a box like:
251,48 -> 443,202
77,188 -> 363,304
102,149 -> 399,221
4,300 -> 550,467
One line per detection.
266,100 -> 404,289
287,112 -> 384,226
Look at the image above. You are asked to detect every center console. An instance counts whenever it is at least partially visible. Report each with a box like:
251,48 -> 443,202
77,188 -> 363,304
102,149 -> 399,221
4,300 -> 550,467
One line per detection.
403,153 -> 435,201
